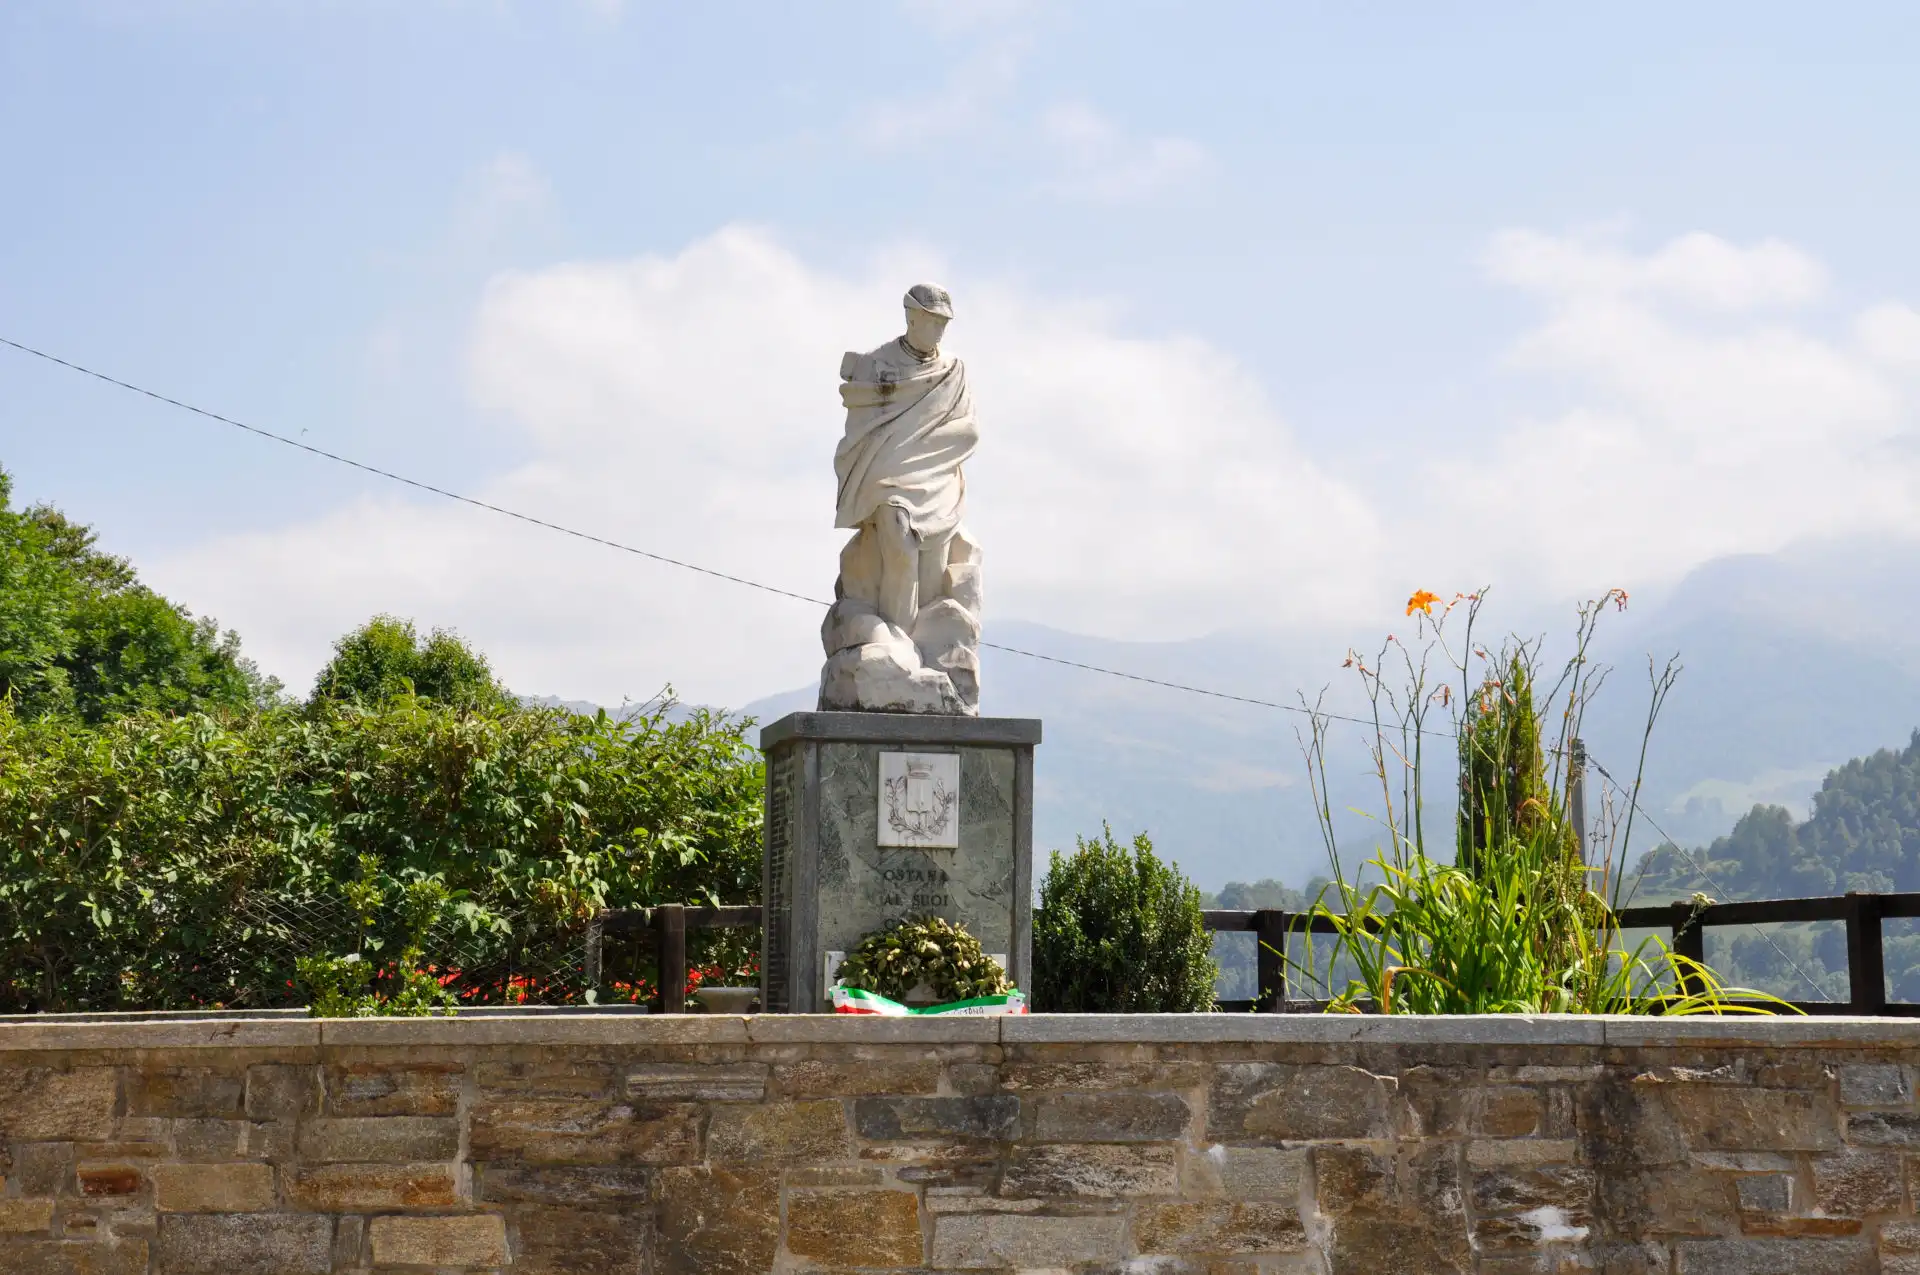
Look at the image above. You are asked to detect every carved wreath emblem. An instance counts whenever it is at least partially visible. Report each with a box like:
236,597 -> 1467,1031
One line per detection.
884,759 -> 957,842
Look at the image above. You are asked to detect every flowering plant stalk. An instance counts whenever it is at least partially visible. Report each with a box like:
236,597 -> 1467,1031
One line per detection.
1298,590 -> 1785,1016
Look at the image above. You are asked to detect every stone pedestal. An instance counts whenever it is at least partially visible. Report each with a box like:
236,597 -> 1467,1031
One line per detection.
759,712 -> 1041,1013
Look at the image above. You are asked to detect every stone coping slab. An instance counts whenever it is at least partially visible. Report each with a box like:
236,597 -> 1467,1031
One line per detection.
7,1011 -> 1920,1052
759,710 -> 1043,750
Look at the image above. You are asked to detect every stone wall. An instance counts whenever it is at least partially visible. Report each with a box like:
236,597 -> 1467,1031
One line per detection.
3,1014 -> 1920,1273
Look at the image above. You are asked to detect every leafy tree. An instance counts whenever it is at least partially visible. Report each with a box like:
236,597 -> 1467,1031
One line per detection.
311,616 -> 507,711
1203,877 -> 1323,911
1627,730 -> 1920,1001
0,467 -> 272,722
1032,826 -> 1217,1012
0,471 -> 78,717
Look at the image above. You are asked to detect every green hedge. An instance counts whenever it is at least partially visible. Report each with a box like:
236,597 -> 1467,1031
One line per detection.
0,696 -> 761,1012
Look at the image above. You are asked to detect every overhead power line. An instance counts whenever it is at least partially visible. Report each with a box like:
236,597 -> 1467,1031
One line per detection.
2,334 -> 1381,728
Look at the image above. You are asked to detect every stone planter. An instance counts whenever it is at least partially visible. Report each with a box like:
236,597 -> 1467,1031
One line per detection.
694,986 -> 759,1014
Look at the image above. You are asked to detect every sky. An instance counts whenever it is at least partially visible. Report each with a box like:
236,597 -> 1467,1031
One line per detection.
5,1 -> 1920,715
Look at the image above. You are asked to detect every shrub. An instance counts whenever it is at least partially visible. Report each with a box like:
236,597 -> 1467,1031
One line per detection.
1032,826 -> 1217,1012
835,915 -> 1009,1003
0,692 -> 762,1012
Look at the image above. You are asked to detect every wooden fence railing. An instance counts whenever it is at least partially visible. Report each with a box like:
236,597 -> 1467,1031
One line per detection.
592,890 -> 1920,1015
586,904 -> 762,1015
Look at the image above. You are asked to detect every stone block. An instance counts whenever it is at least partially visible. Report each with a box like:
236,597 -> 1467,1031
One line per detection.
324,1063 -> 461,1116
0,1068 -> 117,1140
1025,1090 -> 1191,1142
1471,1163 -> 1595,1231
1472,1162 -> 1594,1249
655,1166 -> 779,1275
1736,1173 -> 1793,1214
1396,1065 -> 1475,1137
0,1196 -> 56,1232
368,1213 -> 508,1266
283,1162 -> 461,1211
929,1211 -> 1129,1269
295,1115 -> 459,1162
1192,1145 -> 1306,1202
1133,1201 -> 1309,1254
1848,1111 -> 1920,1146
882,1148 -> 1000,1191
1667,1084 -> 1840,1152
151,1162 -> 275,1212
626,1063 -> 766,1102
126,1068 -> 244,1118
999,1060 -> 1160,1091
469,1098 -> 701,1165
154,1213 -> 333,1275
474,1058 -> 614,1097
785,1165 -> 885,1187
76,1164 -> 144,1197
771,1058 -> 940,1097
0,1239 -> 149,1275
1885,1218 -> 1920,1251
1597,1166 -> 1738,1238
477,1163 -> 651,1208
707,1100 -> 852,1162
1578,1077 -> 1691,1166
333,1215 -> 366,1268
1839,1063 -> 1911,1108
853,1094 -> 1020,1141
172,1118 -> 249,1160
12,1141 -> 74,1195
1001,1143 -> 1178,1197
244,1065 -> 318,1119
1326,1211 -> 1472,1274
1671,1236 -> 1875,1273
785,1189 -> 922,1267
1811,1147 -> 1903,1218
512,1206 -> 651,1275
1310,1145 -> 1390,1213
1209,1063 -> 1392,1141
1477,1086 -> 1546,1136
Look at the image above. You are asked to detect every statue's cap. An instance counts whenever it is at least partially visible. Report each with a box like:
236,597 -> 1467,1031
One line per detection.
903,283 -> 954,319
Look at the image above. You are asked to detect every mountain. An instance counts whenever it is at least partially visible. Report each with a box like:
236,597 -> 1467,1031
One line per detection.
725,537 -> 1920,892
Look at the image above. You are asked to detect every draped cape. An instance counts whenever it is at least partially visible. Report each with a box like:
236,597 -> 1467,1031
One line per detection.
834,341 -> 977,538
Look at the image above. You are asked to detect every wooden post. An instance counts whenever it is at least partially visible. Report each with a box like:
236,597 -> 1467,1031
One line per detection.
1670,900 -> 1706,1001
1255,910 -> 1288,1012
584,911 -> 604,998
1846,892 -> 1887,1015
655,904 -> 687,1014
1568,738 -> 1588,865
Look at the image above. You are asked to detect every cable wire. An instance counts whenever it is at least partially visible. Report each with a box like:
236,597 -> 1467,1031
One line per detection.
2,334 -> 1399,730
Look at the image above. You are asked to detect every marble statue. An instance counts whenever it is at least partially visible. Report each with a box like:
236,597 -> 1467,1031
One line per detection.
819,283 -> 983,715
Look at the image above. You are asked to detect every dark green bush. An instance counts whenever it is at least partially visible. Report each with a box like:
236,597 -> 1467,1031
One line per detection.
1032,826 -> 1217,1012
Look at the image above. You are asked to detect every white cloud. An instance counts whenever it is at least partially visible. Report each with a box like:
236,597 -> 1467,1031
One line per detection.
152,224 -> 1920,711
1041,102 -> 1211,202
1440,229 -> 1920,596
1484,228 -> 1827,311
157,226 -> 1380,708
1858,303 -> 1920,369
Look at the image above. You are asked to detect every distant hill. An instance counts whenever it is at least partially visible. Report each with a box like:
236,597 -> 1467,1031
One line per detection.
539,535 -> 1920,895
1624,729 -> 1920,1003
